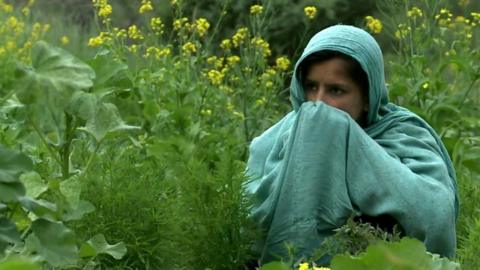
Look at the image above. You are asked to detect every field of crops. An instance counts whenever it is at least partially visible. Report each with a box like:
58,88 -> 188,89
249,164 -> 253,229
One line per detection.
0,0 -> 479,269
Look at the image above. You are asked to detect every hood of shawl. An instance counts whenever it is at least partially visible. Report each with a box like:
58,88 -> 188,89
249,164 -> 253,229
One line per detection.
290,25 -> 389,125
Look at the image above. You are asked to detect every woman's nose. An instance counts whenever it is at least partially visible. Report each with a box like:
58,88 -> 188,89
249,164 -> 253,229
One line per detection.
310,87 -> 325,101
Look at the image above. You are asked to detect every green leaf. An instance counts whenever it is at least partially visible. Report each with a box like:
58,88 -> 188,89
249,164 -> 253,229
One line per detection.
330,238 -> 460,270
66,91 -> 98,121
0,217 -> 21,254
0,257 -> 39,270
87,50 -> 128,88
79,234 -> 126,260
79,102 -> 140,143
59,175 -> 81,208
0,145 -> 33,184
258,261 -> 290,270
31,218 -> 78,267
0,182 -> 25,203
15,41 -> 95,106
20,172 -> 47,199
62,200 -> 95,221
19,197 -> 58,220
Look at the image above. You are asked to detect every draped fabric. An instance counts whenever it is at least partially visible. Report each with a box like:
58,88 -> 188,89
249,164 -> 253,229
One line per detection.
245,25 -> 458,264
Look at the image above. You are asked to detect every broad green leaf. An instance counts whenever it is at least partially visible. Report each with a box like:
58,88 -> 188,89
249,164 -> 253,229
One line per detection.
0,145 -> 33,183
15,41 -> 95,106
62,200 -> 95,221
0,182 -> 25,203
20,172 -> 47,199
0,257 -> 39,270
31,218 -> 78,267
0,217 -> 21,254
79,102 -> 140,143
258,261 -> 290,270
79,234 -> 126,260
59,175 -> 81,207
87,50 -> 128,88
19,197 -> 58,220
66,91 -> 98,121
330,238 -> 460,270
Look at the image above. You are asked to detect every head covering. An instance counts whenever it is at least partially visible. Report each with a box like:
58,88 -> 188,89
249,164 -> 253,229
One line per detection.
290,25 -> 388,125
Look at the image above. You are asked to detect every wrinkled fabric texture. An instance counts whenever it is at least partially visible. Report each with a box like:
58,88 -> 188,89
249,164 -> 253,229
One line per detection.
245,25 -> 458,264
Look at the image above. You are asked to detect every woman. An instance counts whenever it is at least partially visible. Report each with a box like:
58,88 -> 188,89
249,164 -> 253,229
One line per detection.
245,25 -> 458,265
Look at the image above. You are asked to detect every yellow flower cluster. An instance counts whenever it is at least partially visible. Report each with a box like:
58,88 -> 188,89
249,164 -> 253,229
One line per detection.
60,36 -> 70,45
251,36 -> 271,57
173,17 -> 190,31
139,0 -> 153,13
207,69 -> 224,85
232,27 -> 249,47
407,6 -> 423,19
150,17 -> 164,35
143,46 -> 171,59
128,25 -> 144,40
0,0 -> 13,13
471,12 -> 480,25
220,39 -> 232,50
195,18 -> 210,37
304,6 -> 317,20
226,55 -> 240,66
182,41 -> 197,54
298,262 -> 330,270
5,16 -> 25,36
113,27 -> 127,38
394,23 -> 411,39
207,56 -> 224,69
435,8 -> 453,27
250,4 -> 263,15
275,56 -> 290,71
365,15 -> 382,34
98,4 -> 112,17
88,31 -> 111,47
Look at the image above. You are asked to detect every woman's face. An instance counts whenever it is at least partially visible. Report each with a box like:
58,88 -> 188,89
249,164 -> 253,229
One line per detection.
304,57 -> 368,122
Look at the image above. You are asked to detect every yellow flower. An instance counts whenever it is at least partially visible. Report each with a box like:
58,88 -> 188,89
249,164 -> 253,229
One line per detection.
200,108 -> 212,116
195,18 -> 210,37
304,6 -> 317,20
407,6 -> 423,18
275,56 -> 290,71
88,36 -> 103,47
182,42 -> 197,54
128,25 -> 144,40
173,17 -> 189,30
128,44 -> 138,53
2,4 -> 13,13
250,4 -> 263,15
158,47 -> 171,57
227,55 -> 240,66
232,27 -> 249,47
98,4 -> 112,17
139,0 -> 153,13
114,28 -> 127,38
299,262 -> 309,270
251,37 -> 271,57
22,7 -> 30,16
60,36 -> 70,45
171,0 -> 178,5
207,69 -> 224,85
394,23 -> 411,39
365,15 -> 382,34
255,97 -> 267,106
422,82 -> 429,90
150,17 -> 164,34
220,39 -> 232,50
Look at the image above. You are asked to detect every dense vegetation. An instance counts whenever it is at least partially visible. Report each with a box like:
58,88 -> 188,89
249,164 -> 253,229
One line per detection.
0,0 -> 478,269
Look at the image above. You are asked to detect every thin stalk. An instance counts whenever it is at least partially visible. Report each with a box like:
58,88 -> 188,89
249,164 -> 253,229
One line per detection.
27,115 -> 62,166
61,113 -> 75,180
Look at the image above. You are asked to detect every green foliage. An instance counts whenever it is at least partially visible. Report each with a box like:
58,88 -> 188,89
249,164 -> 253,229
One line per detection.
330,238 -> 460,270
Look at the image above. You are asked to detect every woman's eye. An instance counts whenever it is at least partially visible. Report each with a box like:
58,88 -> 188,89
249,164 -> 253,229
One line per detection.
329,87 -> 345,95
305,83 -> 317,91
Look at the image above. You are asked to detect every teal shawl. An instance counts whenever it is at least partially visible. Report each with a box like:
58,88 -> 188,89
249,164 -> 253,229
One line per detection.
245,25 -> 458,264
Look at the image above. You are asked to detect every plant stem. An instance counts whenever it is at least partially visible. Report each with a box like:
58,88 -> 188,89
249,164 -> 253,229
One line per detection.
27,115 -> 62,166
61,113 -> 75,180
